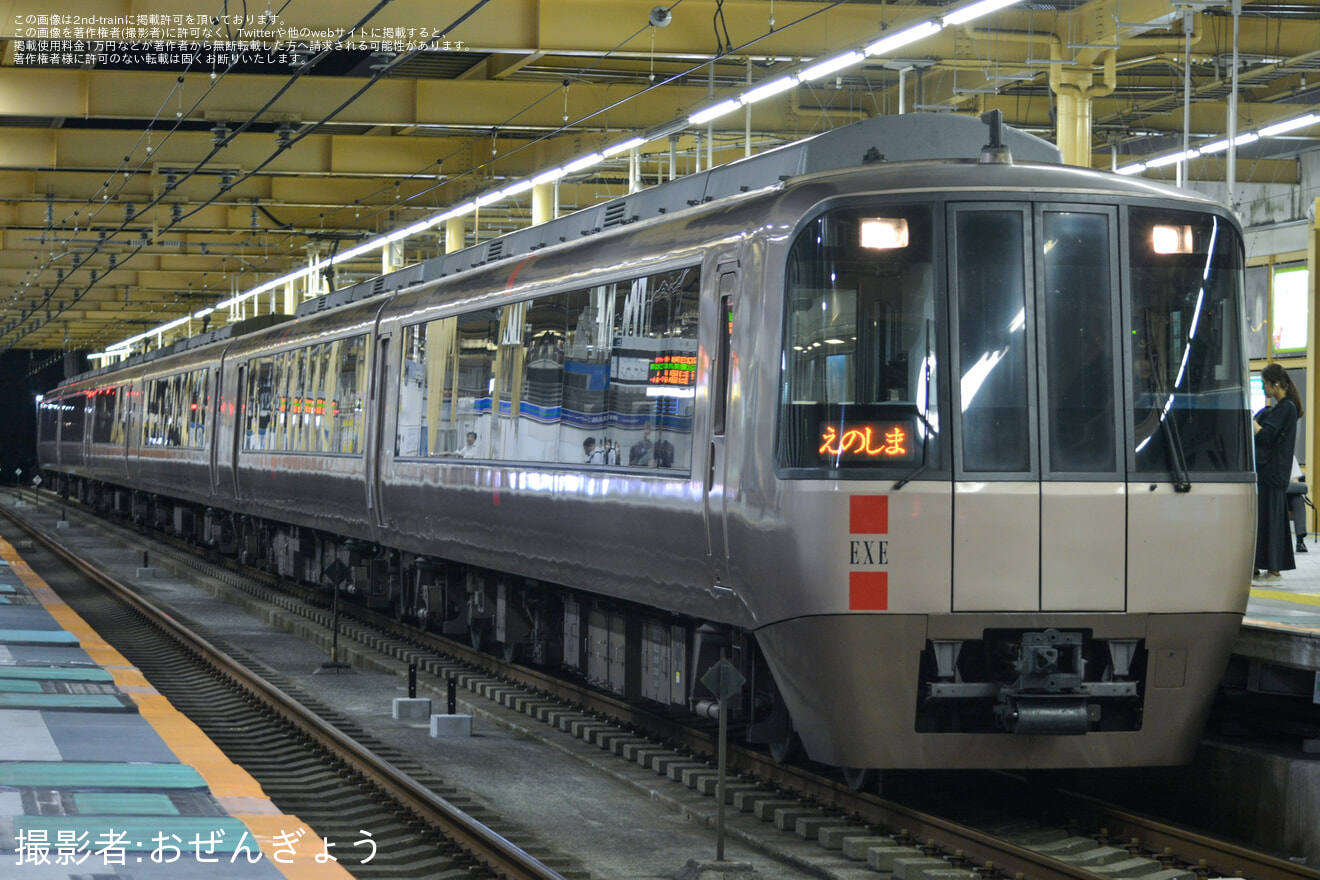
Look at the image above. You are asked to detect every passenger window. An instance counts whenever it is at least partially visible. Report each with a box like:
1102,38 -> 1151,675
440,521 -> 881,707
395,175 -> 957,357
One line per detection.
244,357 -> 275,450
393,268 -> 698,471
92,386 -> 119,444
333,336 -> 368,454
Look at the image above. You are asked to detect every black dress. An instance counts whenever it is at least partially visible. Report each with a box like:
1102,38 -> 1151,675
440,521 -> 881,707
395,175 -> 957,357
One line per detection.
1255,397 -> 1299,573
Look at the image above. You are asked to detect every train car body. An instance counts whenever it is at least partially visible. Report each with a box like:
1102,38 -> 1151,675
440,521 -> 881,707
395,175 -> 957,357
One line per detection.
40,114 -> 1254,772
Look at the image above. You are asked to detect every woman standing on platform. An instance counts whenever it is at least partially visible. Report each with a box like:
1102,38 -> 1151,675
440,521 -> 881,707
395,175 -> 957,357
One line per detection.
1255,363 -> 1304,581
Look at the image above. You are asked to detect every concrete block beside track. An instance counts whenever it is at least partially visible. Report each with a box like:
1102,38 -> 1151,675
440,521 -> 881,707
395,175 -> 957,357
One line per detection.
795,816 -> 852,840
772,807 -> 820,831
752,799 -> 801,822
430,714 -> 473,737
843,837 -> 899,860
819,826 -> 877,850
892,856 -> 954,879
864,845 -> 924,870
391,697 -> 432,720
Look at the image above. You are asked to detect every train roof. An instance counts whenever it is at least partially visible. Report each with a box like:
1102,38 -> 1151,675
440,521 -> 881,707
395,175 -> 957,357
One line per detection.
56,113 -> 1231,392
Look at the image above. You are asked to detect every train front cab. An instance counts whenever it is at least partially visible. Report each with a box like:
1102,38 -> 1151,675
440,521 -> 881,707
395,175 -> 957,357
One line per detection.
749,180 -> 1254,769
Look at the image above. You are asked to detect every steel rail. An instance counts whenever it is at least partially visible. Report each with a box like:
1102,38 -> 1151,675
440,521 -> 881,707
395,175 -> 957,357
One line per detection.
0,499 -> 569,880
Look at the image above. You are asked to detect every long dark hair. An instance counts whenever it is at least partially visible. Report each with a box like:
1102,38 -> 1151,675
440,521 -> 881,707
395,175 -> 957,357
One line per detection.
1263,363 -> 1304,417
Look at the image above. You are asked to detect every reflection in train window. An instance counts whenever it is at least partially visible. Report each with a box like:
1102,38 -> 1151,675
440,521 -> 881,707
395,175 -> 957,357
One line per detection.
955,209 -> 1030,474
779,204 -> 938,472
396,267 -> 699,470
1042,210 -> 1116,474
243,357 -> 275,450
91,386 -> 121,444
241,335 -> 368,455
1129,206 -> 1249,474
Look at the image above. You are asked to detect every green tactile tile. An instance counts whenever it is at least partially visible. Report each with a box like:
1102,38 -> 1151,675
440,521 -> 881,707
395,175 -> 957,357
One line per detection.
0,763 -> 204,790
0,667 -> 114,682
72,793 -> 181,816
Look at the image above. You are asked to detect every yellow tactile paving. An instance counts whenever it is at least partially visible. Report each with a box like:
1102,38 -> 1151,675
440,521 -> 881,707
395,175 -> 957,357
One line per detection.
1250,587 -> 1320,607
0,534 -> 356,880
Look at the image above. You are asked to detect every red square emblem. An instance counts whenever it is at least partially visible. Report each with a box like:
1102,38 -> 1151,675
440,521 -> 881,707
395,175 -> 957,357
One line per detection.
849,495 -> 888,534
849,572 -> 889,610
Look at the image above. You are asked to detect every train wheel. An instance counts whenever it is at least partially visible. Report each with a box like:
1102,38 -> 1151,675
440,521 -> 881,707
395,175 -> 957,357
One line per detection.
469,621 -> 487,652
768,722 -> 802,765
842,767 -> 878,793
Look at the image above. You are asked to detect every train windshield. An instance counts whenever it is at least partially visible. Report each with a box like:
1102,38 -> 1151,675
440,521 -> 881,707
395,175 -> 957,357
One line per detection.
778,204 -> 939,472
1129,206 -> 1249,475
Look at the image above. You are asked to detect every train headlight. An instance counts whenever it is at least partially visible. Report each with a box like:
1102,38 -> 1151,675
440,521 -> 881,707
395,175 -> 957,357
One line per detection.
1151,224 -> 1195,254
860,217 -> 909,250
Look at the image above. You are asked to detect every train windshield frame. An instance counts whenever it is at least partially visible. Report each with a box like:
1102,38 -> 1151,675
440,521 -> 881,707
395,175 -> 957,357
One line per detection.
776,195 -> 1250,481
777,202 -> 943,477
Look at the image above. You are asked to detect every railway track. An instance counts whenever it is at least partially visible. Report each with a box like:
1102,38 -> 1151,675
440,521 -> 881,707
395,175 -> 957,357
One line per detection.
6,490 -> 1316,880
0,495 -> 576,880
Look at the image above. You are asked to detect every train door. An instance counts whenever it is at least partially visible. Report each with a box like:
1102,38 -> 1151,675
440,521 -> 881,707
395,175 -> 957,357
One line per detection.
208,365 -> 223,494
949,203 -> 1039,611
367,334 -> 391,532
950,203 -> 1125,612
230,365 -> 245,498
1034,205 -> 1125,611
704,265 -> 736,585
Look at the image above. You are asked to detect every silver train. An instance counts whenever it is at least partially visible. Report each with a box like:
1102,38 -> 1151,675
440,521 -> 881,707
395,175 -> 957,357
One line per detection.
39,114 -> 1254,774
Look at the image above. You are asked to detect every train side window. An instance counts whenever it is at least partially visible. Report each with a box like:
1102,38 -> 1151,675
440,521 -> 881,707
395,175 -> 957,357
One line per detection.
397,317 -> 461,458
92,386 -> 118,444
38,397 -> 59,444
334,335 -> 368,454
455,309 -> 500,459
244,357 -> 274,450
512,294 -> 567,464
305,344 -> 327,453
63,393 -> 87,444
143,379 -> 163,447
189,369 -> 210,448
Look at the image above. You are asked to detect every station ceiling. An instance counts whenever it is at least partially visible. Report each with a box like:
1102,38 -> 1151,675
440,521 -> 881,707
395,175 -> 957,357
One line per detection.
1,0 -> 1318,358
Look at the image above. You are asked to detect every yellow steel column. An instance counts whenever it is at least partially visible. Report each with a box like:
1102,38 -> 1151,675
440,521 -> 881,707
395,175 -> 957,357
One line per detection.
1049,49 -> 1115,167
531,182 -> 554,226
445,215 -> 466,254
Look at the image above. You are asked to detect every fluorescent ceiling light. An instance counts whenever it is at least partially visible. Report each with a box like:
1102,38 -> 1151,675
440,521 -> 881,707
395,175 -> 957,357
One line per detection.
741,75 -> 798,104
474,189 -> 506,207
864,21 -> 943,57
1258,113 -> 1320,137
688,99 -> 742,125
503,178 -> 535,197
1115,163 -> 1147,175
533,166 -> 568,185
563,152 -> 604,174
602,136 -> 647,158
945,0 -> 1019,26
1199,139 -> 1230,154
798,51 -> 864,82
1146,149 -> 1198,168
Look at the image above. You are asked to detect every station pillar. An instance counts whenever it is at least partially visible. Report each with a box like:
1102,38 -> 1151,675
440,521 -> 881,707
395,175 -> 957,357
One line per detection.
445,215 -> 466,254
1050,49 -> 1115,167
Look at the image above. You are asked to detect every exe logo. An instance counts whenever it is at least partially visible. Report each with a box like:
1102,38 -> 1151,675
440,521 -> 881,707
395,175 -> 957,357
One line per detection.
849,496 -> 889,611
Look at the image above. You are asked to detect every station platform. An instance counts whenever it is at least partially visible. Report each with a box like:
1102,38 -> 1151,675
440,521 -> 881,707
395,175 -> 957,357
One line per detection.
0,531 -> 352,879
1240,537 -> 1320,697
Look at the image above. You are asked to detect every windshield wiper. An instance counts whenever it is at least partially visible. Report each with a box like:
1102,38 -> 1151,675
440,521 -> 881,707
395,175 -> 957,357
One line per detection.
1145,331 -> 1192,493
893,320 -> 933,491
